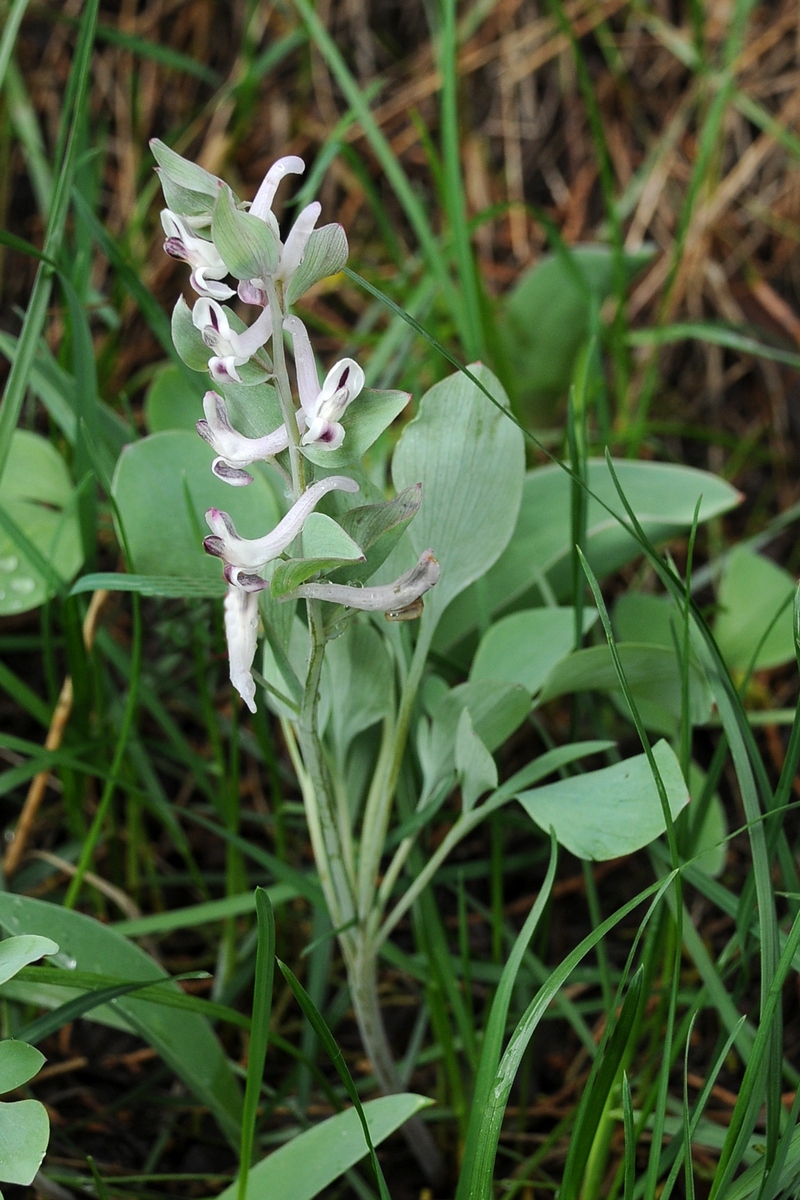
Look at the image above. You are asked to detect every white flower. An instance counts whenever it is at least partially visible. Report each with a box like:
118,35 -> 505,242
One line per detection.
284,316 -> 365,450
248,157 -> 321,285
224,585 -> 260,713
191,297 -> 273,383
203,476 -> 360,573
160,211 -> 234,300
281,550 -> 440,618
197,391 -> 293,486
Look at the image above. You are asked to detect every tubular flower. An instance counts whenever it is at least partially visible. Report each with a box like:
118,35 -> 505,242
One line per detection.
248,156 -> 321,285
282,550 -> 440,618
206,475 -> 360,713
223,586 -> 260,714
203,476 -> 360,573
160,211 -> 234,300
196,391 -> 292,486
284,316 -> 365,450
192,297 -> 273,384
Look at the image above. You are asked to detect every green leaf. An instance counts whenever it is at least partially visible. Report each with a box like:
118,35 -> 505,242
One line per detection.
539,642 -> 713,731
150,138 -> 220,198
144,363 -> 204,432
0,1043 -> 45,1094
435,458 -> 740,653
501,243 -> 654,410
331,485 -> 421,585
111,430 -> 280,580
215,1094 -> 431,1200
171,295 -> 212,371
0,936 -> 58,986
0,431 -> 83,614
613,591 -> 674,647
70,572 -> 225,598
285,223 -> 348,306
470,607 -> 597,694
271,556 -> 363,598
392,363 -> 525,625
0,895 -> 243,1148
321,620 -> 393,764
301,513 -> 363,561
689,763 -> 727,879
0,1099 -> 49,1185
300,389 -> 410,469
455,708 -> 498,812
713,547 -> 797,671
516,739 -> 690,859
418,679 -> 530,803
212,184 -> 279,280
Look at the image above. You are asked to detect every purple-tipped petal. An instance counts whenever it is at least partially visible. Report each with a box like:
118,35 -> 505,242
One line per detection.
212,459 -> 254,486
203,535 -> 226,559
224,564 -> 270,591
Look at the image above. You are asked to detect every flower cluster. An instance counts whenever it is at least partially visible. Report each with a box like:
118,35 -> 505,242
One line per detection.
153,140 -> 439,711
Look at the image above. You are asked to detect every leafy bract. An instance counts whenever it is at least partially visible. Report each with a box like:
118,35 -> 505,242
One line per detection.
516,739 -> 690,859
285,223 -> 349,305
0,895 -> 243,1149
435,458 -> 740,652
0,431 -> 83,615
112,430 -> 279,583
392,363 -> 525,625
300,389 -> 410,468
331,485 -> 422,585
470,607 -> 597,694
212,1094 -> 431,1200
713,547 -> 797,671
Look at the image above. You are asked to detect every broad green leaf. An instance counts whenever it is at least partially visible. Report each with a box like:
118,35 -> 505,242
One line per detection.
301,389 -> 410,469
470,607 -> 597,694
301,513 -> 363,561
0,1042 -> 45,1094
435,458 -> 740,653
539,642 -> 713,731
144,363 -> 204,432
500,243 -> 654,412
516,739 -> 690,859
321,620 -> 393,764
112,430 -> 279,580
331,485 -> 421,585
0,431 -> 83,614
212,184 -> 279,280
0,936 -> 58,986
213,1094 -> 431,1200
455,708 -> 498,812
613,591 -> 674,647
392,363 -> 525,624
0,1099 -> 49,1185
0,895 -> 243,1148
713,547 -> 796,671
285,222 -> 348,305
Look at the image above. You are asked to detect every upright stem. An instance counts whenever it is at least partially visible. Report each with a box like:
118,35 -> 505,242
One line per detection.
266,278 -> 304,499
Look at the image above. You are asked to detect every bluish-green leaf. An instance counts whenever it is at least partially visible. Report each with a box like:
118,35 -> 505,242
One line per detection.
392,363 -> 525,625
213,1094 -> 431,1200
436,458 -> 740,652
470,607 -> 597,694
0,936 -> 58,986
0,1042 -> 45,1094
516,739 -> 690,859
713,547 -> 796,671
145,363 -> 204,432
0,431 -> 83,614
285,223 -> 348,306
0,1099 -> 49,1185
0,895 -> 243,1148
112,430 -> 280,580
